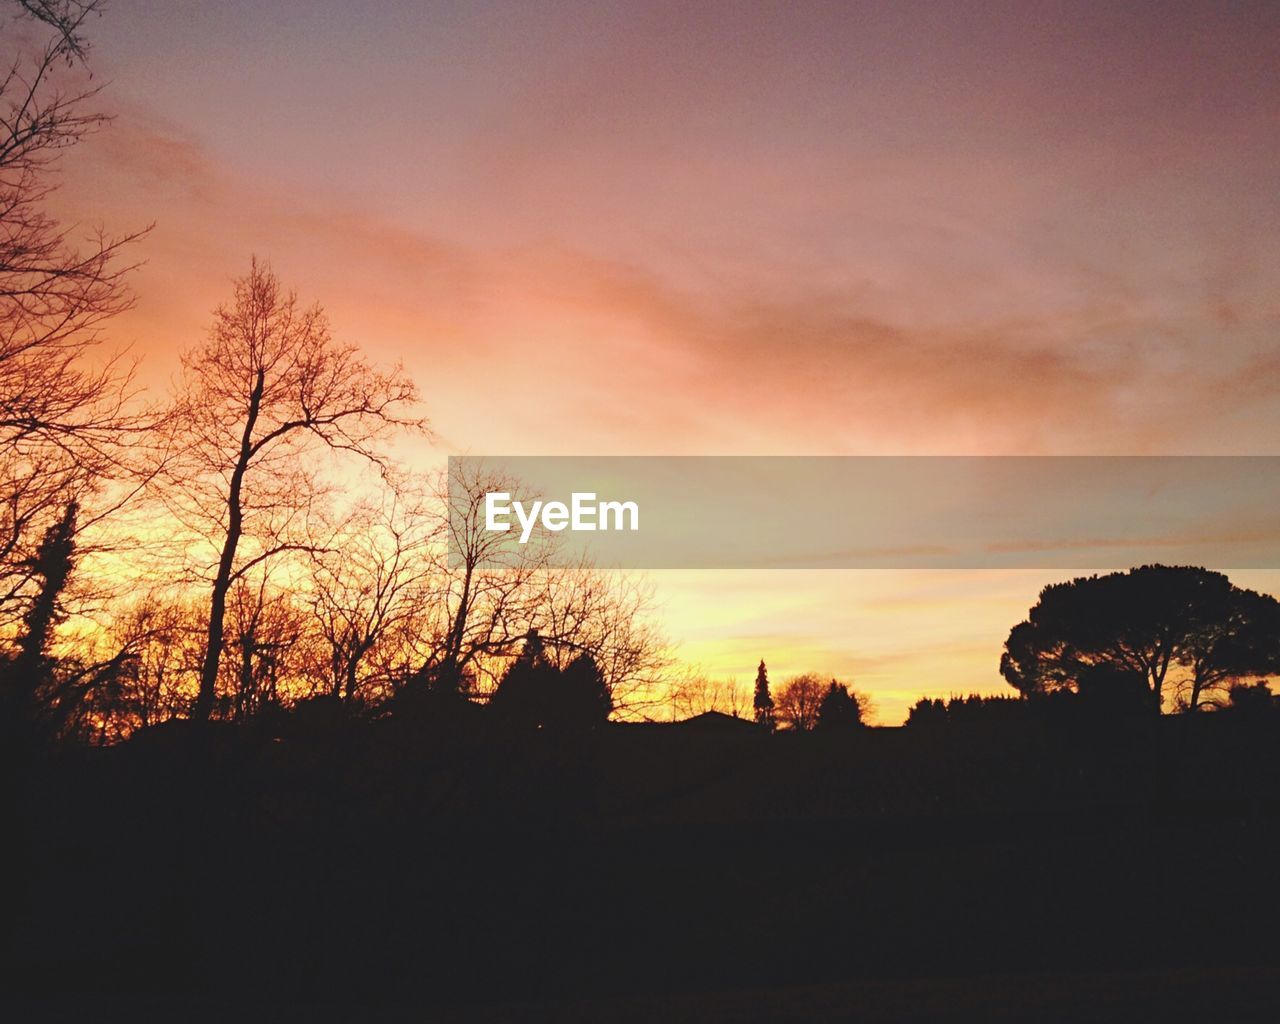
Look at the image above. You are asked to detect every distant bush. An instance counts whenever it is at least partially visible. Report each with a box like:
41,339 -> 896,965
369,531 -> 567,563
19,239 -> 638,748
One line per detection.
905,693 -> 1030,729
904,697 -> 948,729
905,683 -> 1167,730
1228,680 -> 1277,715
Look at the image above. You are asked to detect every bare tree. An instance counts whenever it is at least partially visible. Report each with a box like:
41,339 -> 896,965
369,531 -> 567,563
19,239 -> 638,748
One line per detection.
0,0 -> 147,642
12,2 -> 102,60
409,462 -> 551,696
774,673 -> 827,732
162,259 -> 421,721
101,593 -> 205,731
668,670 -> 748,720
535,560 -> 668,717
221,575 -> 315,723
411,462 -> 668,712
307,486 -> 438,706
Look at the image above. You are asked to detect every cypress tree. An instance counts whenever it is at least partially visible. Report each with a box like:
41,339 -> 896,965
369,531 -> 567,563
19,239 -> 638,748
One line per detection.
753,658 -> 774,729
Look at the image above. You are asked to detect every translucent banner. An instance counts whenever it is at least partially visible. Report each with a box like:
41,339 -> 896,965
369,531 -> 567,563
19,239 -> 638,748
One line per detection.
447,456 -> 1280,570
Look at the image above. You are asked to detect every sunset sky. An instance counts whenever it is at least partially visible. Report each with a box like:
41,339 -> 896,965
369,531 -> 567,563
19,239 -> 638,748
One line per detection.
53,0 -> 1280,720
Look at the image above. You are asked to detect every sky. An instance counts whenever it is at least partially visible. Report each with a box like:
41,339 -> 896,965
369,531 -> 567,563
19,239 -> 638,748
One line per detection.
44,0 -> 1280,720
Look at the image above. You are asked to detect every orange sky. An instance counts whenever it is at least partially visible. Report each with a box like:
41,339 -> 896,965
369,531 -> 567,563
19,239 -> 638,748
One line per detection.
46,1 -> 1280,720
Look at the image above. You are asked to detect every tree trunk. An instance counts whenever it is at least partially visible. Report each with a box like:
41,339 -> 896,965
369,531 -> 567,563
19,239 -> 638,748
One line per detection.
1150,668 -> 1165,714
192,370 -> 264,722
438,560 -> 473,696
344,659 -> 358,703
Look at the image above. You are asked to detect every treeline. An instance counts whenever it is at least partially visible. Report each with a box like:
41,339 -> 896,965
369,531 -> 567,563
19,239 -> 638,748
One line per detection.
3,6 -> 1279,752
901,564 -> 1280,729
0,256 -> 667,743
0,3 -> 664,746
668,660 -> 872,731
907,680 -> 1280,730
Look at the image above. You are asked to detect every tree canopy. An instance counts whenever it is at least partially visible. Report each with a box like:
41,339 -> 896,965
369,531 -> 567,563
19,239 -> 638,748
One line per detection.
816,680 -> 863,730
1000,565 -> 1280,712
489,629 -> 612,731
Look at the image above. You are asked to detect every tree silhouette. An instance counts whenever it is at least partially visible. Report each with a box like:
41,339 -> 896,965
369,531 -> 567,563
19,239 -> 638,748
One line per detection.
425,463 -> 548,697
816,679 -> 863,730
13,1 -> 101,58
1228,680 -> 1275,714
560,651 -> 612,730
775,673 -> 826,731
3,499 -> 75,725
1000,565 -> 1280,713
13,500 -> 75,677
753,659 -> 774,729
0,0 -> 147,642
161,260 -> 421,722
1,497 -> 134,739
102,594 -> 204,729
490,630 -> 613,731
905,697 -> 948,729
1074,664 -> 1152,717
422,463 -> 664,709
669,671 -> 749,719
536,560 -> 666,717
904,693 -> 1029,728
307,488 -> 437,706
489,628 -> 551,726
223,576 -> 311,724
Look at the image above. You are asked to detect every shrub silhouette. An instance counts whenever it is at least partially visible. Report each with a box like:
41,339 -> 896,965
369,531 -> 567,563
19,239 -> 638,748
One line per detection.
1229,680 -> 1276,715
904,693 -> 1031,728
905,697 -> 948,729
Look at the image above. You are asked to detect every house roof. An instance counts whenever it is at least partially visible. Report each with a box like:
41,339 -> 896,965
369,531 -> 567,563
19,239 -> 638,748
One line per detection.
676,710 -> 761,730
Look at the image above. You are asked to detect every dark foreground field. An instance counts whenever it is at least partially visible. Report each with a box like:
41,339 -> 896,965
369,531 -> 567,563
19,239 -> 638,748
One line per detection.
5,710 -> 1280,1020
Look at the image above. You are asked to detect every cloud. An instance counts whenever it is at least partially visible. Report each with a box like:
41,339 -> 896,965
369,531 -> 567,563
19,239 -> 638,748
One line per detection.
55,102 -> 1280,460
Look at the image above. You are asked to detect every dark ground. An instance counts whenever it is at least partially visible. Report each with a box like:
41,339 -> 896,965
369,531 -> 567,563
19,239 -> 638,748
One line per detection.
4,710 -> 1280,1020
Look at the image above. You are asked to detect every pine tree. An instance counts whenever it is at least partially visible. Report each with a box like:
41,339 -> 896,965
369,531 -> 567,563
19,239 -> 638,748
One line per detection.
753,658 -> 774,729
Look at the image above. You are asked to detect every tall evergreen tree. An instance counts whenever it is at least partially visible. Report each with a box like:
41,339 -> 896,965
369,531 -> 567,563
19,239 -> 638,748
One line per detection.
753,658 -> 774,729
